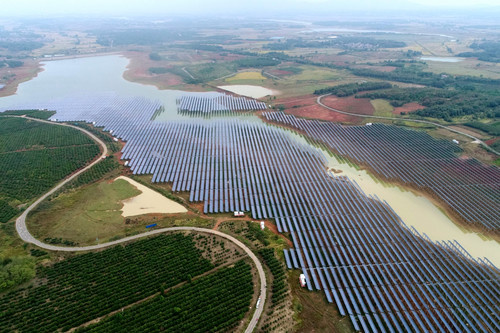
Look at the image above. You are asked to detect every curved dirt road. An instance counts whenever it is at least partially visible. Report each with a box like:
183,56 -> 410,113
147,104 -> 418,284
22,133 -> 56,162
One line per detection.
317,94 -> 499,156
14,116 -> 265,332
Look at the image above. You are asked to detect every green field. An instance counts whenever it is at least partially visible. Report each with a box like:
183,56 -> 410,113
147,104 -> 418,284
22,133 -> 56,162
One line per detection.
0,117 -> 104,292
28,179 -> 140,245
371,99 -> 394,117
0,234 -> 218,333
0,117 -> 99,223
77,260 -> 253,333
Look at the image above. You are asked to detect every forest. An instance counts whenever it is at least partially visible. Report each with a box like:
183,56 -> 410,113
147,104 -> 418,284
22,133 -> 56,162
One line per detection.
314,81 -> 392,96
361,87 -> 500,120
459,41 -> 500,63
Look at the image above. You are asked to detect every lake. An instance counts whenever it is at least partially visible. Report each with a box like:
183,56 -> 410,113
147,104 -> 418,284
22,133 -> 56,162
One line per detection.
420,56 -> 464,63
1,54 -> 498,266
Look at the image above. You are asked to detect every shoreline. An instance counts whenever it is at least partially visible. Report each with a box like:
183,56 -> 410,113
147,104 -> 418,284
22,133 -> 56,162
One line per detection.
259,113 -> 500,246
0,52 -> 123,98
0,59 -> 43,98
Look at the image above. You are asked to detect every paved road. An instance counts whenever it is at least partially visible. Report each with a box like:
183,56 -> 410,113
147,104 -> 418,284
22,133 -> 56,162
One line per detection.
14,116 -> 265,332
317,94 -> 500,156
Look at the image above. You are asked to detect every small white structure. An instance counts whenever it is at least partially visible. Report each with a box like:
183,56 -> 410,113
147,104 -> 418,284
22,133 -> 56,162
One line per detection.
101,155 -> 107,159
366,122 -> 373,126
452,139 -> 459,144
113,137 -> 119,142
124,161 -> 129,167
234,211 -> 245,217
260,221 -> 265,230
299,274 -> 306,287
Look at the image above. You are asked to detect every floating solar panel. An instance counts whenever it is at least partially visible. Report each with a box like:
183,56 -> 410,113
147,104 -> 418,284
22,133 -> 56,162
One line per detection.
177,92 -> 266,115
264,111 -> 500,235
3,96 -> 500,333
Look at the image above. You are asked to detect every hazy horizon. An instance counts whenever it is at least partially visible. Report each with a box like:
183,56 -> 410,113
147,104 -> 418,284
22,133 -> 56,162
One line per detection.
2,0 -> 500,18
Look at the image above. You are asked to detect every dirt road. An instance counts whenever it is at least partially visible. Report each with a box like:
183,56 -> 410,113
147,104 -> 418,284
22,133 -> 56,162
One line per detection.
14,116 -> 265,332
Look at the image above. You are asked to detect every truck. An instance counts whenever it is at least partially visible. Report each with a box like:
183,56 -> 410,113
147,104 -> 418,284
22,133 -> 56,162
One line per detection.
256,296 -> 261,308
299,274 -> 306,287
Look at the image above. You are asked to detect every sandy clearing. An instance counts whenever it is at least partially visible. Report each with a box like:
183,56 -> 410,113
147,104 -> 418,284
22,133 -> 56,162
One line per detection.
115,176 -> 187,216
217,85 -> 279,99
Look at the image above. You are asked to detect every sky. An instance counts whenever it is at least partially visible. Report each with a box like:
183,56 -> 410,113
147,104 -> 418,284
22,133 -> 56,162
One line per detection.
1,0 -> 499,17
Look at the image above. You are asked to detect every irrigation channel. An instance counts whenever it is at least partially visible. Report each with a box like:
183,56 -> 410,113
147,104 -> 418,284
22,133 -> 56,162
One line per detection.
1,55 -> 499,332
13,116 -> 265,333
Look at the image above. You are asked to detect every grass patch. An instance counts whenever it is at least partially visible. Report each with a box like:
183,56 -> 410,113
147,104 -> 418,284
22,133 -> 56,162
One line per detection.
371,99 -> 394,117
279,66 -> 303,74
226,71 -> 266,81
289,270 -> 353,333
290,66 -> 342,82
28,179 -> 141,245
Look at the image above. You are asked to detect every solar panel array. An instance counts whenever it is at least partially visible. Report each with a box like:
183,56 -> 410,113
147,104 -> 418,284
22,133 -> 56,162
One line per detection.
4,96 -> 500,332
177,93 -> 267,115
118,115 -> 500,332
264,111 -> 500,236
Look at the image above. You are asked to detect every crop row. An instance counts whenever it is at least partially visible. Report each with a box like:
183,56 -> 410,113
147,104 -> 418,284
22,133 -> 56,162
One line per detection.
259,248 -> 288,305
0,234 -> 214,332
0,145 -> 99,203
0,110 -> 56,120
0,199 -> 18,222
77,260 -> 253,333
0,117 -> 94,153
0,117 -> 100,222
66,156 -> 120,189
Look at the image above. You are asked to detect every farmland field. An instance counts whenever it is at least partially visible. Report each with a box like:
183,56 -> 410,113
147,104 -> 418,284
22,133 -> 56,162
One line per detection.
76,260 -> 253,333
0,117 -> 100,222
0,234 -> 234,333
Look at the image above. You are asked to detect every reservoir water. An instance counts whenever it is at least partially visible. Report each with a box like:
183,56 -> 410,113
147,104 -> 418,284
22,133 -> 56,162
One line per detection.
1,54 -> 498,266
420,56 -> 464,63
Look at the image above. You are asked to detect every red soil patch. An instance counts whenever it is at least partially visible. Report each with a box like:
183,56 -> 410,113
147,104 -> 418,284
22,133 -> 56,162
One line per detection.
275,95 -> 364,124
393,102 -> 425,115
321,95 -> 375,116
265,220 -> 293,247
485,137 -> 499,146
